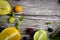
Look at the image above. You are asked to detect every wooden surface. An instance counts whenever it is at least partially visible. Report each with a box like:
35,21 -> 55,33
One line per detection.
2,0 -> 60,40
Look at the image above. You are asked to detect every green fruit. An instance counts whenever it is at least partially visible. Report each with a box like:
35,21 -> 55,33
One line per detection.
34,30 -> 47,40
8,17 -> 15,23
0,1 -> 11,15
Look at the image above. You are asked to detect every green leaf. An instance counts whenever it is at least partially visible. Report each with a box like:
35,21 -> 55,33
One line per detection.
45,22 -> 51,25
19,16 -> 24,21
15,22 -> 20,29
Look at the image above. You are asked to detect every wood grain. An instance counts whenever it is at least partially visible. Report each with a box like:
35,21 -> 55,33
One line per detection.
2,0 -> 60,40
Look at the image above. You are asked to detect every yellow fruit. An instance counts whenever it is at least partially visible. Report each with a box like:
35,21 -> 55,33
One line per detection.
0,27 -> 21,40
14,5 -> 23,12
8,17 -> 15,23
0,1 -> 11,15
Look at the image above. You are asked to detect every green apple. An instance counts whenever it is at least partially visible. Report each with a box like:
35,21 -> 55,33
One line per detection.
34,30 -> 47,40
0,1 -> 11,15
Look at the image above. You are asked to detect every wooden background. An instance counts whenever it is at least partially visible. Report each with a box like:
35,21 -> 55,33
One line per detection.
1,0 -> 60,40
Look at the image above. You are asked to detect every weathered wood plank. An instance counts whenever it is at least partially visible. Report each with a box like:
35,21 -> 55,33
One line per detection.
8,0 -> 60,15
0,16 -> 60,29
2,0 -> 60,40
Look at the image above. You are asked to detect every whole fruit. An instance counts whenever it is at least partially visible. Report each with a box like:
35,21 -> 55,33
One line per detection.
47,28 -> 53,32
8,17 -> 15,23
14,5 -> 23,12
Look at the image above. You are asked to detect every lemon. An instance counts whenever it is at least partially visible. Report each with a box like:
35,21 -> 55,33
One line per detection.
0,1 -> 11,15
0,27 -> 21,40
34,30 -> 47,40
8,17 -> 15,23
14,5 -> 23,12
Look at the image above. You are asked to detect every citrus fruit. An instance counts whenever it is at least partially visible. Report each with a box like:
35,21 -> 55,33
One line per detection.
0,1 -> 11,15
0,27 -> 20,40
14,5 -> 23,12
34,30 -> 47,40
8,17 -> 15,23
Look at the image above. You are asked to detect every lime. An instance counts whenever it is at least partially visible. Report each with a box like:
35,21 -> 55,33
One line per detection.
34,30 -> 47,40
8,17 -> 15,23
0,1 -> 11,15
0,27 -> 21,40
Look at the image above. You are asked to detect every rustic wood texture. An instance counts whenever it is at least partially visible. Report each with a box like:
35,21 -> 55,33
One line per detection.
8,0 -> 60,15
1,0 -> 60,40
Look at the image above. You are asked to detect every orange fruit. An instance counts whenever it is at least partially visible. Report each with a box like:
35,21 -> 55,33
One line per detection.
14,5 -> 23,12
0,27 -> 21,40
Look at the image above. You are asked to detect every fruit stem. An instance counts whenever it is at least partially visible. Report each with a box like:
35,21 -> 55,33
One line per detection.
15,18 -> 21,30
